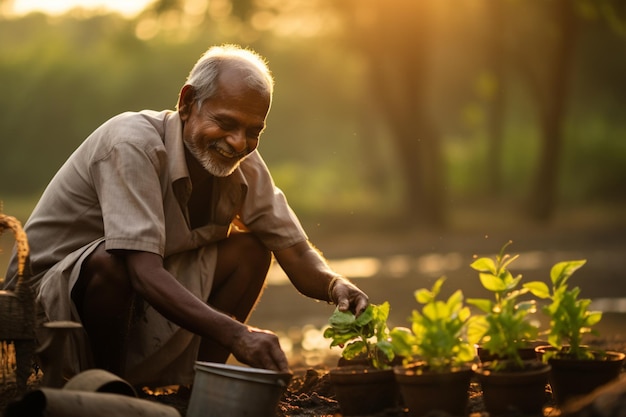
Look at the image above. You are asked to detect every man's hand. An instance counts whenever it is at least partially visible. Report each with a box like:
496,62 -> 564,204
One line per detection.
330,277 -> 369,317
230,325 -> 290,373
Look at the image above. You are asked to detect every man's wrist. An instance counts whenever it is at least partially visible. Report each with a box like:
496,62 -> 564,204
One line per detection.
327,275 -> 345,304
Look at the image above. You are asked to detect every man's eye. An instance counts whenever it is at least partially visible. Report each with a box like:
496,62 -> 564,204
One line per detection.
219,121 -> 236,130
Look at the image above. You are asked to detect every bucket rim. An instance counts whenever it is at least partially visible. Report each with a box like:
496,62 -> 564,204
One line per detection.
193,361 -> 292,386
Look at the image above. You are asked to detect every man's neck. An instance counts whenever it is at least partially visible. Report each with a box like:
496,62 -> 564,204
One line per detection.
184,146 -> 213,187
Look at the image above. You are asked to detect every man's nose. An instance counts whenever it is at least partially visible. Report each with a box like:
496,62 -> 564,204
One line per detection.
226,130 -> 247,153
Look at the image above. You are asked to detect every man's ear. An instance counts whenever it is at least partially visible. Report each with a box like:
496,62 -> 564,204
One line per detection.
178,85 -> 195,121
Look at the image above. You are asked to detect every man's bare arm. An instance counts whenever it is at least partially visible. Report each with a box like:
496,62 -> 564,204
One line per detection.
124,250 -> 289,372
273,241 -> 369,316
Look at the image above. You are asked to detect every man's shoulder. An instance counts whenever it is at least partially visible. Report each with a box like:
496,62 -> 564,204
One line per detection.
75,110 -> 174,165
103,110 -> 170,137
89,110 -> 172,149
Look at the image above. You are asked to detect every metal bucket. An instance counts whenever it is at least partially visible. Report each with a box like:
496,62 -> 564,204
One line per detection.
186,362 -> 292,417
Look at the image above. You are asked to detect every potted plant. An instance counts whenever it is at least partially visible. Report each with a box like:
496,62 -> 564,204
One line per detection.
390,276 -> 477,417
323,301 -> 399,416
467,241 -> 551,415
525,259 -> 626,406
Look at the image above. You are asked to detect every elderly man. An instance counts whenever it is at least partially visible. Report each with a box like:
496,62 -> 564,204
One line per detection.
4,44 -> 368,387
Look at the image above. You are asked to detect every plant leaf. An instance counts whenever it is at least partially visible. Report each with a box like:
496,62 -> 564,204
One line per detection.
467,315 -> 488,344
479,272 -> 507,292
328,308 -> 356,328
342,340 -> 367,360
524,281 -> 550,298
585,311 -> 603,327
470,258 -> 496,274
415,288 -> 433,304
354,305 -> 374,327
550,260 -> 587,288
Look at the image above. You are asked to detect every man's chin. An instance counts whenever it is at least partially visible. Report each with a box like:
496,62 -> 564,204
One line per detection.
204,161 -> 239,177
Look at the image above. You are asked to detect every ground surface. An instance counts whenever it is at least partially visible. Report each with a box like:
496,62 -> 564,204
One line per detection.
2,345 -> 624,417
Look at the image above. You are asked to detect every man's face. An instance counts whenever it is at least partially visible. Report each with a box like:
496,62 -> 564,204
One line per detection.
180,69 -> 271,177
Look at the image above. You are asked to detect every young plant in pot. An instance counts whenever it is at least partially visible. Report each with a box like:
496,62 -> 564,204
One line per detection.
467,242 -> 551,416
323,301 -> 399,416
525,259 -> 626,406
390,276 -> 477,417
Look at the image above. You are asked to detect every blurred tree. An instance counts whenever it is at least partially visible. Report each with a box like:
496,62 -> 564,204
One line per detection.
332,0 -> 446,228
508,0 -> 625,221
450,0 -> 626,223
2,0 -> 626,227
524,0 -> 579,222
0,13 -> 201,194
484,1 -> 508,197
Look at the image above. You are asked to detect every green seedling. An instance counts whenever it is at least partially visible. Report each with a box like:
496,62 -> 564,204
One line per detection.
390,276 -> 476,372
466,241 -> 539,370
524,259 -> 602,360
323,302 -> 394,369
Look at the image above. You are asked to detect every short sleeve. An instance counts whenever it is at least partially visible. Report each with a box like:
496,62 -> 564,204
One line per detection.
90,141 -> 167,255
237,152 -> 308,251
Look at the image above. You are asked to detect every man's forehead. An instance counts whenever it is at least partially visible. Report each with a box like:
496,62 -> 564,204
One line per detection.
216,61 -> 270,94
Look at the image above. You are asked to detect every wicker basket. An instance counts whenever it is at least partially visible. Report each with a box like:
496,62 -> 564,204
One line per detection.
1,212 -> 36,392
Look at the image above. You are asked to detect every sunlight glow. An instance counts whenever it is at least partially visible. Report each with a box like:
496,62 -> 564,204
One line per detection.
11,0 -> 153,17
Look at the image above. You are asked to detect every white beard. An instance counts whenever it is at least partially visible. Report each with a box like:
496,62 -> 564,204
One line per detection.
184,140 -> 242,177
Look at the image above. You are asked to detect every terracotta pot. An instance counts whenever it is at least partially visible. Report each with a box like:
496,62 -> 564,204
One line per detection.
475,340 -> 547,363
329,365 -> 399,416
393,363 -> 473,417
473,360 -> 551,415
535,345 -> 626,406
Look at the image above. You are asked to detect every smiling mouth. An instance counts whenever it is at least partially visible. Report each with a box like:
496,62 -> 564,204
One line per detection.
211,143 -> 246,160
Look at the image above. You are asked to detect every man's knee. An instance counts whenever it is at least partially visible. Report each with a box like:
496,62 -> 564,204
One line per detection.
222,233 -> 271,268
214,233 -> 271,289
83,245 -> 130,287
72,243 -> 132,315
238,233 -> 271,266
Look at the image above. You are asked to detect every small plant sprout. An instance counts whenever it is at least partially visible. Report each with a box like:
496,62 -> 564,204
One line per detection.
466,241 -> 539,370
323,302 -> 395,370
524,259 -> 602,360
390,276 -> 476,371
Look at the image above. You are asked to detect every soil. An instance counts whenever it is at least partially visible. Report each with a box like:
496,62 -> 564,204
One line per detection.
105,339 -> 626,417
0,365 -> 491,416
1,339 -> 624,417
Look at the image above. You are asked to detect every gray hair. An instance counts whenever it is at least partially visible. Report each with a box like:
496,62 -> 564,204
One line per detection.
180,44 -> 274,110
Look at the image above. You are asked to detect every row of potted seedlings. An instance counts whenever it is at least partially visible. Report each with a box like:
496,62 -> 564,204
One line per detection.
323,241 -> 625,416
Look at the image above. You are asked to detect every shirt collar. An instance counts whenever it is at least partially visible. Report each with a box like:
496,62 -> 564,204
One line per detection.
163,111 -> 190,184
163,110 -> 248,201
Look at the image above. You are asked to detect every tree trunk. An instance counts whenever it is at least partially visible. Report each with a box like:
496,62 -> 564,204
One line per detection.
486,0 -> 507,196
355,1 -> 446,228
528,0 -> 578,221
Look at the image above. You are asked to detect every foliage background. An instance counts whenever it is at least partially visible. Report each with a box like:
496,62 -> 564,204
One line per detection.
1,0 -> 625,235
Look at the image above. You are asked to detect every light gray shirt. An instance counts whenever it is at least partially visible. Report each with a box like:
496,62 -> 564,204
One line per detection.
5,109 -> 307,289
